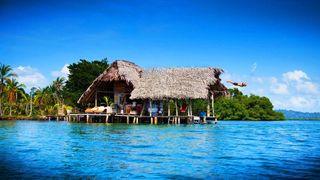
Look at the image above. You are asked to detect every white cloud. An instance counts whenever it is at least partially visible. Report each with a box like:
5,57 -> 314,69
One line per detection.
281,70 -> 318,94
283,70 -> 309,82
271,83 -> 289,95
51,64 -> 70,79
13,66 -> 48,91
270,77 -> 289,95
296,81 -> 318,94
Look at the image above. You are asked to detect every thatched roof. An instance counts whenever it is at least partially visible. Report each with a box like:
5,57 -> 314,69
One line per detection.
130,68 -> 227,100
77,60 -> 143,103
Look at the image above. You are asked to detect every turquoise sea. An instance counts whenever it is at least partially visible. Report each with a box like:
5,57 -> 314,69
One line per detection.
0,120 -> 319,179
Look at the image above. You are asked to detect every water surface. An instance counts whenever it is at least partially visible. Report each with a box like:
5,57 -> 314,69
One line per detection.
0,120 -> 319,179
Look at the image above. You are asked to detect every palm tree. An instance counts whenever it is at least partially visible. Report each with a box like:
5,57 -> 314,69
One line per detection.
29,87 -> 37,116
5,79 -> 26,116
0,64 -> 17,116
53,77 -> 65,115
34,86 -> 55,116
34,87 -> 48,116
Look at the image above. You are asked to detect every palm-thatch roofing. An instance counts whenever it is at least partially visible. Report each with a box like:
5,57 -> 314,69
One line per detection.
77,60 -> 143,103
130,68 -> 228,100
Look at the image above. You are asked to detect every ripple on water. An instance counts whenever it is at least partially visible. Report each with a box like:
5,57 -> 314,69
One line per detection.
0,120 -> 320,179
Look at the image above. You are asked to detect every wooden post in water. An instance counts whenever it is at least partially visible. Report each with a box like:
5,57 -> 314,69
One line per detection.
127,115 -> 129,124
106,114 -> 109,123
86,114 -> 89,123
155,116 -> 158,124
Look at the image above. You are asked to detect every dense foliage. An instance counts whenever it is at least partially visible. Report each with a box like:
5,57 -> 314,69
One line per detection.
215,88 -> 285,120
64,58 -> 109,106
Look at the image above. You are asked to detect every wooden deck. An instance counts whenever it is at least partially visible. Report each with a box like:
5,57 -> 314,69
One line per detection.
66,113 -> 218,124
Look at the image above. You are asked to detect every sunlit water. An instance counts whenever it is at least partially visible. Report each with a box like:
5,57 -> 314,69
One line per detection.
0,120 -> 319,179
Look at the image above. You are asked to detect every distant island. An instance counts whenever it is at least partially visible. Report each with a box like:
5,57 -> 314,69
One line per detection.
277,110 -> 320,120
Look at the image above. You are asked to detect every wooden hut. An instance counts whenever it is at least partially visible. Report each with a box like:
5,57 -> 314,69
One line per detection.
130,68 -> 228,123
77,60 -> 143,113
75,60 -> 228,124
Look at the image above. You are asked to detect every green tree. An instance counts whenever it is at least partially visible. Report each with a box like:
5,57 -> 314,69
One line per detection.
0,64 -> 17,116
5,79 -> 26,116
64,58 -> 109,106
215,88 -> 285,120
53,77 -> 66,115
34,86 -> 55,116
29,87 -> 37,116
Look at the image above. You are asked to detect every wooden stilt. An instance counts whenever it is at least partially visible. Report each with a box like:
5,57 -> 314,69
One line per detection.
127,116 -> 129,124
106,115 -> 109,123
135,117 -> 138,124
155,117 -> 158,124
150,117 -> 153,124
86,114 -> 89,123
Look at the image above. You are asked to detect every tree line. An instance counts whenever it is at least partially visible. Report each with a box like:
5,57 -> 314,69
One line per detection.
0,59 -> 108,118
0,59 -> 284,120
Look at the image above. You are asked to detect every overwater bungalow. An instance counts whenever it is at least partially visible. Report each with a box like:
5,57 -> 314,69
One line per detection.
71,60 -> 228,124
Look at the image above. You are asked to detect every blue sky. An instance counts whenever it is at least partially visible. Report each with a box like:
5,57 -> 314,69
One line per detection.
1,0 -> 320,112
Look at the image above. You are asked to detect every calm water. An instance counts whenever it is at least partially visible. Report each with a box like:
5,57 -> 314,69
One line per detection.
0,120 -> 320,179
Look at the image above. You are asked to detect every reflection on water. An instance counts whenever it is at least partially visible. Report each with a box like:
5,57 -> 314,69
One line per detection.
0,120 -> 320,178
